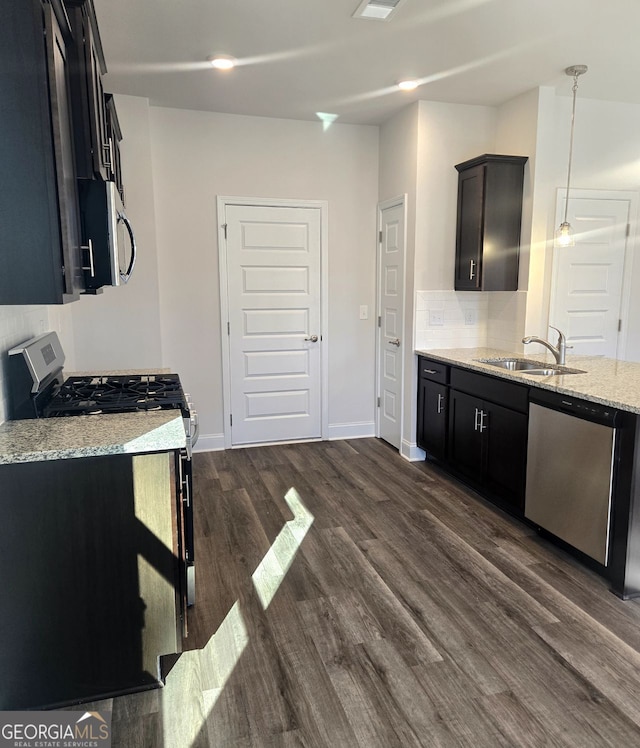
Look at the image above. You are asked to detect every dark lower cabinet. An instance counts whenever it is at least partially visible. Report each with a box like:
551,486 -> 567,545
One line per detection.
417,357 -> 450,461
448,384 -> 527,512
482,399 -> 527,509
417,357 -> 528,514
0,452 -> 182,709
447,389 -> 483,479
417,378 -> 448,460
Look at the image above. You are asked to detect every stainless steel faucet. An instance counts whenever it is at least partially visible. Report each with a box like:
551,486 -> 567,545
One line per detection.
522,326 -> 572,365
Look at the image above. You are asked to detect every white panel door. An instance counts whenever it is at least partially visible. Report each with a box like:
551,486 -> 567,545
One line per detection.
225,205 -> 322,445
377,201 -> 405,449
550,196 -> 630,357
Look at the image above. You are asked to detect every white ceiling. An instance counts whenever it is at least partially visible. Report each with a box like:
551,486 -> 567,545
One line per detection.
93,0 -> 640,126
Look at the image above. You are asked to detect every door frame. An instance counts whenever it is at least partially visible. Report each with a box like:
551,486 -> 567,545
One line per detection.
217,196 -> 329,449
375,195 -> 408,446
550,188 -> 638,360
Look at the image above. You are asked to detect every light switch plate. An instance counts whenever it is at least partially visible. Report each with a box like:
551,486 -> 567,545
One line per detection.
359,305 -> 369,320
429,310 -> 444,326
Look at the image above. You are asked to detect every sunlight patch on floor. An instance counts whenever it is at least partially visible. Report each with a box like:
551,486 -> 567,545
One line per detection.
252,487 -> 315,610
161,487 -> 314,748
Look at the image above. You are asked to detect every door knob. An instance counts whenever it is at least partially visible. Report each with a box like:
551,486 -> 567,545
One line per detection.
305,335 -> 318,342
389,338 -> 401,347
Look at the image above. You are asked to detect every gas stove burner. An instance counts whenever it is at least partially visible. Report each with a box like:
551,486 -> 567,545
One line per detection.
42,373 -> 188,418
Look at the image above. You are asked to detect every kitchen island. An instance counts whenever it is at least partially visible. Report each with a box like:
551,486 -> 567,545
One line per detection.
0,411 -> 186,708
415,347 -> 640,600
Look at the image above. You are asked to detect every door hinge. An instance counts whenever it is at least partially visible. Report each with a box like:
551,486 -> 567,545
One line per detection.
223,223 -> 228,239
227,321 -> 230,335
627,223 -> 631,238
379,230 -> 383,243
619,319 -> 622,332
230,414 -> 233,426
377,397 -> 380,407
378,316 -> 381,327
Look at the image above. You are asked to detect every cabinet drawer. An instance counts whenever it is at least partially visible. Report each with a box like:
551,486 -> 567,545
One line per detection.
418,357 -> 449,384
450,367 -> 528,413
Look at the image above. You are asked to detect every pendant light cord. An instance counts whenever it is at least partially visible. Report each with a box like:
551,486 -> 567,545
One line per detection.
563,73 -> 580,225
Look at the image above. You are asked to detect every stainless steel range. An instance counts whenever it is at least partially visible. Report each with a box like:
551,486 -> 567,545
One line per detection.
8,331 -> 198,606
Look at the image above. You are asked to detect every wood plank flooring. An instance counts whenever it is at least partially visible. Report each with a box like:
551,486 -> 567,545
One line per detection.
84,438 -> 640,747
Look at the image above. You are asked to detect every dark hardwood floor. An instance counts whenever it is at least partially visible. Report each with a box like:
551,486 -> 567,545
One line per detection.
88,439 -> 640,747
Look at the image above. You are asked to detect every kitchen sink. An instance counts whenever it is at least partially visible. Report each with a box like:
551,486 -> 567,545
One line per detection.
477,358 -> 586,376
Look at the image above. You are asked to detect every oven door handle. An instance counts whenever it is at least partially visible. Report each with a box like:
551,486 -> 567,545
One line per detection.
190,410 -> 200,448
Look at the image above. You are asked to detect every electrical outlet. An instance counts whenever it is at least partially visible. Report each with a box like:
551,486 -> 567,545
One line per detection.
429,310 -> 444,326
359,305 -> 369,320
464,309 -> 477,326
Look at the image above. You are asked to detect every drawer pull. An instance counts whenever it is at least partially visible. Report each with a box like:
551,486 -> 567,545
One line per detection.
423,369 -> 438,375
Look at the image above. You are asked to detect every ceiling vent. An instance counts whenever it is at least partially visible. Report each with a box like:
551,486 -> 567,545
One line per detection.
352,0 -> 406,21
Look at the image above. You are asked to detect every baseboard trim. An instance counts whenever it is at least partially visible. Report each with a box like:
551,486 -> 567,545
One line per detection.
400,439 -> 426,462
195,424 -> 377,451
192,433 -> 225,453
326,421 -> 376,440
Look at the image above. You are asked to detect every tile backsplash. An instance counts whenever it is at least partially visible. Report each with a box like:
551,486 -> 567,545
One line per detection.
415,290 -> 526,353
0,306 -> 50,424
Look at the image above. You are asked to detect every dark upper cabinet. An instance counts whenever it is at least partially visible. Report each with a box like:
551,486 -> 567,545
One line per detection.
66,0 -> 110,181
454,154 -> 528,292
0,0 -> 84,304
105,94 -> 125,204
1,0 -> 125,305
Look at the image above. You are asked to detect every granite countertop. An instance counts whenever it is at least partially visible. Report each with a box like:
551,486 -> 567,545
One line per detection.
0,411 -> 186,465
416,347 -> 640,414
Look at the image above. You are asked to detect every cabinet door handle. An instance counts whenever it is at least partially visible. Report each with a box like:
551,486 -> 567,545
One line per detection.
437,393 -> 445,414
474,407 -> 480,431
102,141 -> 112,170
469,259 -> 476,280
479,410 -> 488,432
81,239 -> 95,278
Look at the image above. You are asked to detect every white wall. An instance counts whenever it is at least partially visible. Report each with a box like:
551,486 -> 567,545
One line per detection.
495,87 -> 539,295
522,92 -> 640,359
415,100 -> 497,291
149,108 -> 379,446
65,95 -> 163,372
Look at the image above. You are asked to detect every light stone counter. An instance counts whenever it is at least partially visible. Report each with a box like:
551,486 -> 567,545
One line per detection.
0,411 -> 186,465
416,347 -> 640,414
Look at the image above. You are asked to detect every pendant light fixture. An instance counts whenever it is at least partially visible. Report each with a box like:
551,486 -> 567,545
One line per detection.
555,64 -> 588,247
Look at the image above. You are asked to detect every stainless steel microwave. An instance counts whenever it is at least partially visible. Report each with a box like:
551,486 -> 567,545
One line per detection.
79,180 -> 137,291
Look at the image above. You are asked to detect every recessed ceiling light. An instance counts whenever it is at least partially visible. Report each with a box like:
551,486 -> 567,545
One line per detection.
353,0 -> 406,21
208,55 -> 236,71
397,79 -> 419,91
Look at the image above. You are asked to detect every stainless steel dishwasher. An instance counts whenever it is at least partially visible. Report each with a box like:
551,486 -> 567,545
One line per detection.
525,390 -> 619,565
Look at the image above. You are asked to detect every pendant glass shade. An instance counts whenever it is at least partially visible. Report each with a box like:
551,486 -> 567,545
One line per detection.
555,221 -> 574,247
